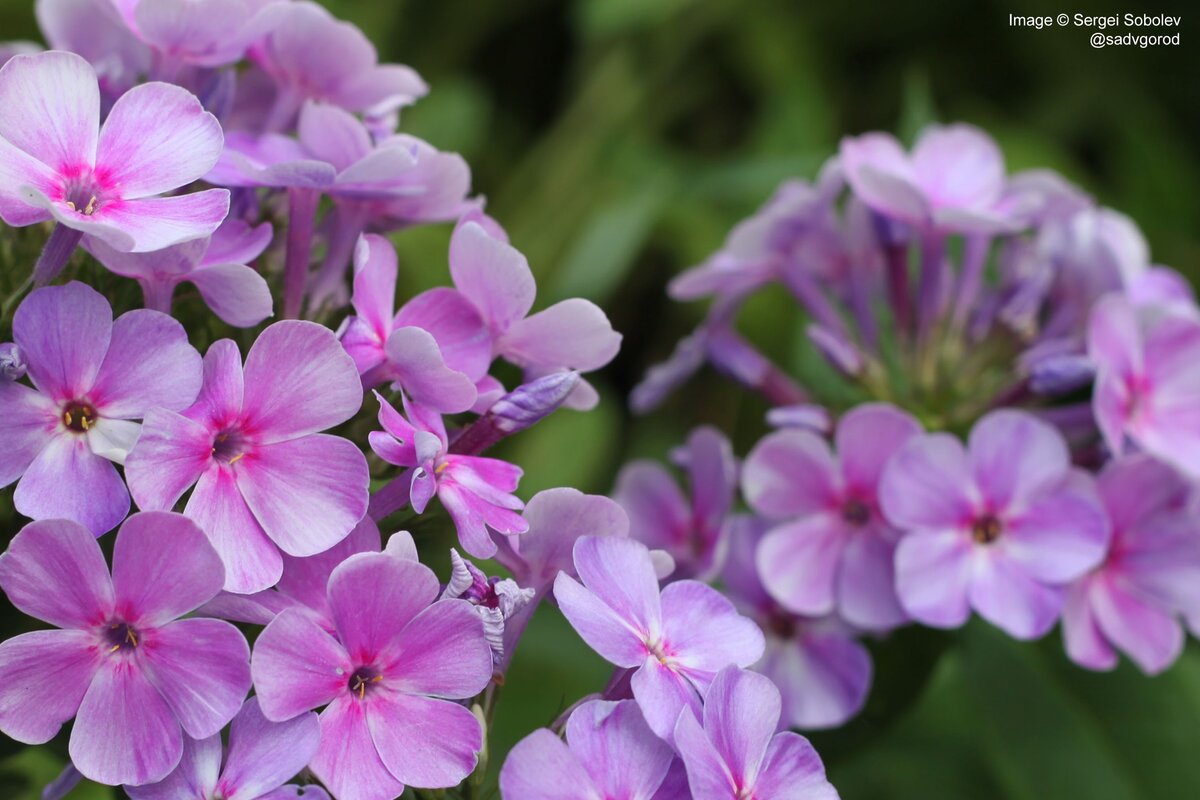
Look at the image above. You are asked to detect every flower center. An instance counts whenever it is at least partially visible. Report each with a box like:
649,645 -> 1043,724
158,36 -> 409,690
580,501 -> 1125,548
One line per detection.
765,610 -> 796,639
841,498 -> 871,526
60,174 -> 104,216
211,429 -> 248,464
62,400 -> 97,433
104,621 -> 140,653
971,514 -> 1003,545
348,666 -> 382,699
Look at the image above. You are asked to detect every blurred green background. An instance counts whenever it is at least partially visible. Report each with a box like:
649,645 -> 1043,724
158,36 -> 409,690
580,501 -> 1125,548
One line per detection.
1,0 -> 1198,797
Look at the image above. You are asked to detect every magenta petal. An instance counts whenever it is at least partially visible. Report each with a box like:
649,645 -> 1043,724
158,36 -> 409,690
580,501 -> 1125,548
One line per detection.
0,630 -> 100,744
111,511 -> 224,625
894,531 -> 973,628
384,326 -> 477,414
752,732 -> 838,800
238,435 -> 369,557
1062,579 -> 1118,672
124,733 -> 222,800
702,667 -> 779,789
501,298 -> 621,371
968,555 -> 1063,640
0,518 -> 113,628
86,190 -> 231,253
367,692 -> 483,788
566,700 -> 674,799
14,434 -> 129,535
241,321 -> 363,443
13,282 -> 112,401
837,530 -> 907,630
742,430 -> 840,518
0,381 -> 56,487
187,263 -> 274,328
219,698 -> 320,800
185,467 -> 284,594
573,536 -> 662,636
69,660 -> 184,786
672,709 -> 735,799
631,657 -> 703,742
553,573 -> 647,668
252,609 -> 351,722
835,403 -> 921,492
187,338 -> 244,429
0,51 -> 99,169
395,288 -> 492,380
967,410 -> 1069,510
298,102 -> 372,171
275,517 -> 381,623
327,553 -> 438,660
125,408 -> 211,511
96,81 -> 223,199
1003,488 -> 1109,583
449,219 -> 535,334
878,433 -> 974,530
310,695 -> 406,800
382,600 -> 492,698
756,516 -> 846,618
350,234 -> 398,342
500,728 -> 595,800
1091,576 -> 1183,675
660,581 -> 764,676
140,618 -> 250,739
0,134 -> 57,226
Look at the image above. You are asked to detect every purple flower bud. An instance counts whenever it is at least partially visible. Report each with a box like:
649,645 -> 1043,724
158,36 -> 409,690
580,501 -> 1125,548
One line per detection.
1028,353 -> 1095,395
765,403 -> 832,433
807,323 -> 863,376
442,549 -> 535,664
0,342 -> 26,381
450,371 -> 580,456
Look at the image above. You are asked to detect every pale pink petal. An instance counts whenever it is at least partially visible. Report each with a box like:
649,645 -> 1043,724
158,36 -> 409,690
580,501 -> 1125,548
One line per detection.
111,511 -> 224,625
553,573 -> 646,668
0,381 -> 56,487
0,630 -> 100,744
125,408 -> 212,511
0,518 -> 113,628
968,410 -> 1069,510
384,326 -> 477,414
839,132 -> 927,224
837,530 -> 906,630
188,263 -> 274,328
672,709 -> 736,798
395,288 -> 492,380
1091,575 -> 1183,675
88,309 -> 202,418
327,553 -> 438,660
761,634 -> 872,730
631,657 -> 703,743
124,733 -> 222,800
835,403 -> 921,492
1002,488 -> 1109,583
0,134 -> 58,226
911,124 -> 1005,211
310,695 -> 405,800
449,218 -> 535,334
756,516 -> 847,618
238,435 -> 369,557
96,82 -> 223,199
275,516 -> 382,623
366,692 -> 483,788
83,190 -> 231,253
297,102 -> 372,171
660,581 -> 764,676
186,466 -> 283,595
69,659 -> 183,786
701,667 -> 779,789
573,536 -> 662,636
350,234 -> 397,342
501,299 -> 621,371
614,461 -> 690,553
753,732 -> 838,800
13,281 -> 112,401
742,430 -> 840,518
499,729 -> 595,800
14,434 -> 130,535
241,321 -> 363,443
219,698 -> 320,800
140,618 -> 250,738
1061,578 -> 1118,672
894,531 -> 973,628
381,600 -> 492,698
968,554 -> 1063,640
0,51 -> 98,170
251,609 -> 352,722
878,433 -> 975,531
186,338 -> 244,430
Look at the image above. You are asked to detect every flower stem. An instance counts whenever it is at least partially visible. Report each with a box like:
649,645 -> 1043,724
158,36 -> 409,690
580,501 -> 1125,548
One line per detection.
32,223 -> 83,287
283,187 -> 320,319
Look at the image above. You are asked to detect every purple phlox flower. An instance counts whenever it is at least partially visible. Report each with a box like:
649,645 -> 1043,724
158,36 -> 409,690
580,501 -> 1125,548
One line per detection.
744,403 -> 922,631
125,696 -> 323,800
196,515 -> 385,632
339,233 -> 488,414
450,370 -> 582,456
106,0 -> 275,73
491,488 -> 629,596
251,552 -> 493,800
1063,455 -> 1200,675
500,699 -> 679,800
449,211 -> 622,411
765,403 -> 832,433
0,513 -> 251,786
244,0 -> 427,130
0,342 -> 28,381
125,321 -> 369,594
1088,293 -> 1200,478
442,549 -> 536,665
614,426 -> 737,581
35,0 -> 150,100
0,51 -> 229,280
995,168 -> 1091,228
721,515 -> 872,730
1127,266 -> 1199,319
879,409 -> 1111,639
668,164 -> 843,302
674,666 -> 838,800
0,282 -> 202,534
369,391 -> 528,558
554,535 -> 764,741
86,217 -> 274,326
840,123 -> 1019,234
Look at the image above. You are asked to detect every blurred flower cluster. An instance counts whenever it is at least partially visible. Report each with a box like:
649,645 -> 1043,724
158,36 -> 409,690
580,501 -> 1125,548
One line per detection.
632,123 -> 1200,729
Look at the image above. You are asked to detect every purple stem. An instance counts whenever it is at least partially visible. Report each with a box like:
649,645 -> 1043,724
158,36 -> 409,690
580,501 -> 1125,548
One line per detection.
308,202 -> 367,313
140,279 -> 176,314
706,327 -> 808,406
915,231 -> 946,343
950,234 -> 990,331
32,223 -> 84,287
883,243 -> 912,334
781,259 -> 848,337
368,470 -> 411,521
848,256 -> 879,352
283,187 -> 320,319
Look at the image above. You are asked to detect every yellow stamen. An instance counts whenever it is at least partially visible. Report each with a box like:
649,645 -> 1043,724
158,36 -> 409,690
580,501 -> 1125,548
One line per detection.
436,462 -> 450,475
228,453 -> 245,465
64,412 -> 73,427
80,416 -> 90,431
65,200 -> 76,211
108,644 -> 120,653
126,628 -> 138,647
83,196 -> 97,215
